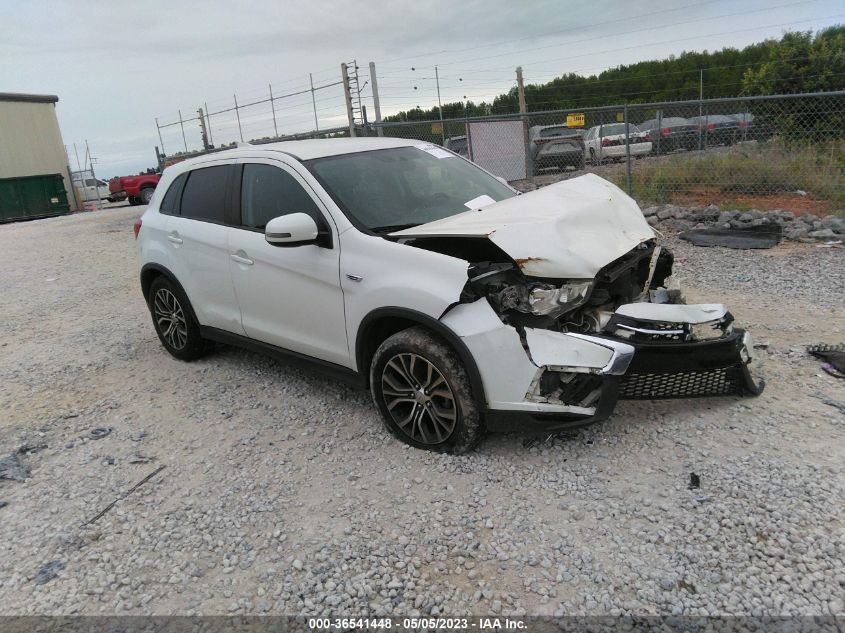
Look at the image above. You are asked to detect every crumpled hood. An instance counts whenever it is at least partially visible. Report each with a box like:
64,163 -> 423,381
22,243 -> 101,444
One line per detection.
391,173 -> 655,278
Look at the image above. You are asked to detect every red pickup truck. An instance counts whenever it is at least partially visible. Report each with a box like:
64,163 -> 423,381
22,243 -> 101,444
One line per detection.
108,173 -> 160,206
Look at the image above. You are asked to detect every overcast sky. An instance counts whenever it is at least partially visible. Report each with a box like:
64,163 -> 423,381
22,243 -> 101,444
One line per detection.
2,0 -> 842,177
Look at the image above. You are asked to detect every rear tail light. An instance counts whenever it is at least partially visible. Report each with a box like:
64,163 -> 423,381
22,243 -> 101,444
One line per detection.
601,137 -> 611,147
133,218 -> 142,240
738,121 -> 748,128
644,132 -> 652,141
707,122 -> 715,130
661,127 -> 670,136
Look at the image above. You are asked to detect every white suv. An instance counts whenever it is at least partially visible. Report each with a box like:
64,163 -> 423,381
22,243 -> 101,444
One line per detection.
136,138 -> 762,453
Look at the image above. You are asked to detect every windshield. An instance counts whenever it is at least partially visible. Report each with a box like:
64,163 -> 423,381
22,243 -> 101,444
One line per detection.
306,146 -> 516,232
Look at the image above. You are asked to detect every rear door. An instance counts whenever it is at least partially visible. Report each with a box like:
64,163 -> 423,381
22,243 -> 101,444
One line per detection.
227,158 -> 350,367
164,161 -> 244,334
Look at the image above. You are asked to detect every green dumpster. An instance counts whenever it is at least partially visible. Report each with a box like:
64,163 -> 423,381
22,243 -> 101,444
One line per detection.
0,173 -> 71,222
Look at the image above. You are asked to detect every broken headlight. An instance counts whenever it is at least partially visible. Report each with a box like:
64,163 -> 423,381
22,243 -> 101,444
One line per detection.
528,281 -> 593,316
493,280 -> 592,318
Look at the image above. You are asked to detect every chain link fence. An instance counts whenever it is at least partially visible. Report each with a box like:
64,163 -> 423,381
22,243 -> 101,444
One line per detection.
372,91 -> 845,213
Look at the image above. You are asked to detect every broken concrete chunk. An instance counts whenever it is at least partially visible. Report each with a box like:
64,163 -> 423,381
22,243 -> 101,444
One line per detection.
0,454 -> 31,482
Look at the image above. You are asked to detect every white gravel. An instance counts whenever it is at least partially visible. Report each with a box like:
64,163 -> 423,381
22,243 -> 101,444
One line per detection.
0,206 -> 843,617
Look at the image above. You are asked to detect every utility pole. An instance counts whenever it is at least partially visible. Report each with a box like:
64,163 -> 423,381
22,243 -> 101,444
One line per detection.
178,109 -> 188,153
155,117 -> 166,156
309,73 -> 319,132
234,94 -> 243,142
516,66 -> 532,179
341,63 -> 356,137
197,107 -> 210,150
204,102 -> 214,148
435,65 -> 445,144
269,84 -> 279,138
369,62 -> 383,137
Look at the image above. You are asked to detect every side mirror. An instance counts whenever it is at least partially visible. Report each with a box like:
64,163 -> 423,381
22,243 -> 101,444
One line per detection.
265,213 -> 319,247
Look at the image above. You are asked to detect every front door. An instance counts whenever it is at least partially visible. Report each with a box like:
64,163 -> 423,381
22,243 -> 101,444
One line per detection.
227,159 -> 350,367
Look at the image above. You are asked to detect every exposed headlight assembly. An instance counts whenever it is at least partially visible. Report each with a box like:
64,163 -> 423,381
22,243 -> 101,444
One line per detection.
528,281 -> 593,316
494,280 -> 593,317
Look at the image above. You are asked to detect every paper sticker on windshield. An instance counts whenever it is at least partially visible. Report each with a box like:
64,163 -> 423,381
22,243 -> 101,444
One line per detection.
416,144 -> 454,159
464,194 -> 496,209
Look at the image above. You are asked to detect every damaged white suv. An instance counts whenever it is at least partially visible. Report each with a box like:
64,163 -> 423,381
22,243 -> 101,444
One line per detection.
136,138 -> 763,453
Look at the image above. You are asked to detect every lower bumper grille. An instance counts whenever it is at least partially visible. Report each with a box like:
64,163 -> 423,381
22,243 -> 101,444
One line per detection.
618,365 -> 749,400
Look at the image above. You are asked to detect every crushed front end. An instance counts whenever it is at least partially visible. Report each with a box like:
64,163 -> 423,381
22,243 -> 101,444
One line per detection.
439,240 -> 764,433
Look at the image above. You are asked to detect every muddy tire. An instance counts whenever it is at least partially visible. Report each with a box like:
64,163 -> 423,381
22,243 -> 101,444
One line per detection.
370,327 -> 484,454
148,276 -> 212,361
139,187 -> 154,205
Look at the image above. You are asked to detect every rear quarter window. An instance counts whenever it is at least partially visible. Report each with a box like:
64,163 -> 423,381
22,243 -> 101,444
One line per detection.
158,174 -> 187,215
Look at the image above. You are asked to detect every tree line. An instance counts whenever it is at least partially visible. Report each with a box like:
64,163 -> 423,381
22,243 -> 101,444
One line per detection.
384,26 -> 845,123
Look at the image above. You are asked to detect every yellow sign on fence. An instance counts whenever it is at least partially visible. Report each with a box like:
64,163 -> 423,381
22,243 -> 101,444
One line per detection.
566,113 -> 585,127
431,122 -> 443,134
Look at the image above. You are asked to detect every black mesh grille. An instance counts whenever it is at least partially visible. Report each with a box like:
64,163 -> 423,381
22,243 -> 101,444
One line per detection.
618,366 -> 747,400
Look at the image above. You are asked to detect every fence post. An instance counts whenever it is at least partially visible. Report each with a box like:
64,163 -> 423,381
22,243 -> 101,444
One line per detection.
155,117 -> 166,156
624,103 -> 632,196
269,83 -> 279,138
516,66 -> 532,180
178,109 -> 188,153
435,65 -> 445,145
234,94 -> 243,142
341,63 -> 356,137
309,73 -> 320,132
369,62 -> 383,137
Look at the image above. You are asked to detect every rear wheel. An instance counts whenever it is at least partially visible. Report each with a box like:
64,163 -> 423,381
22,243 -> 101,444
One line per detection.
139,187 -> 154,205
370,327 -> 483,454
148,276 -> 212,361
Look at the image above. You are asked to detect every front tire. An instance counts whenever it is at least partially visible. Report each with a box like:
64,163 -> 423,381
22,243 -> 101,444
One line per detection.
370,327 -> 483,454
148,276 -> 212,361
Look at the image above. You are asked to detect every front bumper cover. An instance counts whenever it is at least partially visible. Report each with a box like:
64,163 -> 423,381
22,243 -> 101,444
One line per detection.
486,329 -> 763,433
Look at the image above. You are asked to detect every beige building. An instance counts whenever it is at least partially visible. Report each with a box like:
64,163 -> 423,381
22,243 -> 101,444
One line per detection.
0,92 -> 78,214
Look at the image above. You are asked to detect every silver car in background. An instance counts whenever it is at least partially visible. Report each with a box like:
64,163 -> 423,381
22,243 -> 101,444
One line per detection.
583,123 -> 652,164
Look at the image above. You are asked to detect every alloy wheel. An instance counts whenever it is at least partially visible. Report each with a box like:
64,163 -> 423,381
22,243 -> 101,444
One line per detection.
381,353 -> 457,444
153,288 -> 188,350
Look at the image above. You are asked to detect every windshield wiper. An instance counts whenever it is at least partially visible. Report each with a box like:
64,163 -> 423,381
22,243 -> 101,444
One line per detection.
370,223 -> 420,234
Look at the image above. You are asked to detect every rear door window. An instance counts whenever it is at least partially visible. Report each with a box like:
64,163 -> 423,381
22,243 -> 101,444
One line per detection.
180,166 -> 228,223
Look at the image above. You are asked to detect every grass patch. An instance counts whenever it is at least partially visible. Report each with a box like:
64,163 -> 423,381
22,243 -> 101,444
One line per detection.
613,139 -> 845,209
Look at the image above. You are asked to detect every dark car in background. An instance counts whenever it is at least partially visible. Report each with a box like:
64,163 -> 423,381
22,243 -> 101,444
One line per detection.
444,135 -> 469,158
727,112 -> 769,142
689,114 -> 742,146
529,125 -> 586,171
637,117 -> 697,154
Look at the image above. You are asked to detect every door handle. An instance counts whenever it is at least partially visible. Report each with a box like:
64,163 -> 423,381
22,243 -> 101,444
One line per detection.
230,254 -> 254,266
167,235 -> 183,244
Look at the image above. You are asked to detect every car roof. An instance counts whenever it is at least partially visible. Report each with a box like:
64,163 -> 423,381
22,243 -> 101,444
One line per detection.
167,137 -> 426,173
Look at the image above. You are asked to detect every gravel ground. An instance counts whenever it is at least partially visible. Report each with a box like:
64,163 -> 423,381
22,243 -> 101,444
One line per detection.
0,207 -> 843,617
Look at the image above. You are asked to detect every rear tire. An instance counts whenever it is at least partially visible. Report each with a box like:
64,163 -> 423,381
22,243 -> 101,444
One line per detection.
148,276 -> 212,361
370,327 -> 484,454
139,187 -> 154,205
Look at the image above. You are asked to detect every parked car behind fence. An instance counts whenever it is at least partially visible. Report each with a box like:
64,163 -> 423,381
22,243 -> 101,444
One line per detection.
528,125 -> 586,171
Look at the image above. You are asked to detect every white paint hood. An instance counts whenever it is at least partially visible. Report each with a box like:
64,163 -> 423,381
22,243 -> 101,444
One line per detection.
391,173 -> 655,279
